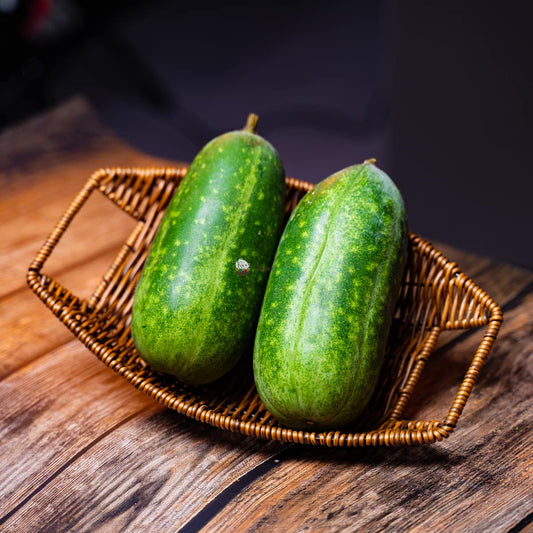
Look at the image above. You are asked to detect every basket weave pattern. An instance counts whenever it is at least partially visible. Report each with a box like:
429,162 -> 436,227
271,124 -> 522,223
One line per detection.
27,167 -> 503,447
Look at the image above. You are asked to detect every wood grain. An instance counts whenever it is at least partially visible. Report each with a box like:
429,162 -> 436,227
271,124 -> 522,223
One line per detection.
0,340 -> 285,531
0,341 -> 154,514
0,98 -> 531,532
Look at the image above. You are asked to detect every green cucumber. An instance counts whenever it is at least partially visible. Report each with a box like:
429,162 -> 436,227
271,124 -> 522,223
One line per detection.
131,114 -> 285,384
253,160 -> 408,430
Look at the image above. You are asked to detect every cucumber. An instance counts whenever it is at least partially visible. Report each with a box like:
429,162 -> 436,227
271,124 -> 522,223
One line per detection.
131,114 -> 285,384
253,161 -> 408,430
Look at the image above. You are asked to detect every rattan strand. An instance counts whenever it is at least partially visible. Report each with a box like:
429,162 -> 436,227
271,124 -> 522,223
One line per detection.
27,167 -> 503,447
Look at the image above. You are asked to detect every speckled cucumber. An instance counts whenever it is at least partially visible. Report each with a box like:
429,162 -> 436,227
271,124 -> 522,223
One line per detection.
253,161 -> 408,430
131,114 -> 285,384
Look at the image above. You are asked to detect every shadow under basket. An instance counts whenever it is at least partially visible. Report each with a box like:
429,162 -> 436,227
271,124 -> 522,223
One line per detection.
27,166 -> 503,447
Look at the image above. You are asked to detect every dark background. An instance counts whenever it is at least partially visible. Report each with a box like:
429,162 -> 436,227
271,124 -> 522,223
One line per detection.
1,0 -> 532,267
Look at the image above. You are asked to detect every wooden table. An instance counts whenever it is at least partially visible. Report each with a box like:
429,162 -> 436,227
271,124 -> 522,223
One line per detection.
1,98 -> 532,532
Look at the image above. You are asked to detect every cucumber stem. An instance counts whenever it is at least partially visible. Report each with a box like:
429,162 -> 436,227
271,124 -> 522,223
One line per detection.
244,113 -> 259,133
364,158 -> 377,165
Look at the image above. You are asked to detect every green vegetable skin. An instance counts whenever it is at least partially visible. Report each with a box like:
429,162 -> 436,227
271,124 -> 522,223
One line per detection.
131,115 -> 285,384
253,161 -> 408,430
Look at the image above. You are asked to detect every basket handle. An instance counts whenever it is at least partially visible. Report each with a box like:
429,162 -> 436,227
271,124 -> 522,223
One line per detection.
440,303 -> 503,434
26,172 -> 104,316
29,174 -> 102,276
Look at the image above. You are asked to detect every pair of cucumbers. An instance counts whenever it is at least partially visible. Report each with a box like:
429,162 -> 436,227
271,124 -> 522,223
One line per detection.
131,114 -> 408,431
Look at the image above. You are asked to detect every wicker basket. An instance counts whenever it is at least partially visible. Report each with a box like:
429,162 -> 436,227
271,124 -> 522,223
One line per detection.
27,166 -> 503,447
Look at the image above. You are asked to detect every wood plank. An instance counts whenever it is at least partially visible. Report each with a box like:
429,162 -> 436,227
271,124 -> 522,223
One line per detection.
1,409 -> 285,532
0,341 -> 285,531
0,341 -> 153,515
198,290 -> 533,533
